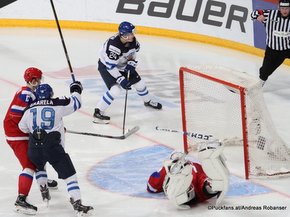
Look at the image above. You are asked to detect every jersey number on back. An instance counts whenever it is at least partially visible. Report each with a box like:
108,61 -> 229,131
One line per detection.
30,107 -> 55,130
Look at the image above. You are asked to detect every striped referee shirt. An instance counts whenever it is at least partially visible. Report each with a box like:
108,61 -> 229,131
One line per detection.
251,10 -> 290,50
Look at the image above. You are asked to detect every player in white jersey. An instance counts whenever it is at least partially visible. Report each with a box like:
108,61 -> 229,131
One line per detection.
18,82 -> 94,217
93,21 -> 162,124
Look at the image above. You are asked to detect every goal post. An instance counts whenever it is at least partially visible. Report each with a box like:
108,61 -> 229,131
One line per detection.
179,66 -> 290,179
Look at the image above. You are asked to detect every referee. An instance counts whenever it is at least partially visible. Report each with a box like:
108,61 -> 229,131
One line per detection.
251,0 -> 290,86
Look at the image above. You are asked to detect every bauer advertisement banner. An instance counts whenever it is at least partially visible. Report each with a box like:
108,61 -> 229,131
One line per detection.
0,0 -> 279,50
0,0 -> 254,46
0,0 -> 17,8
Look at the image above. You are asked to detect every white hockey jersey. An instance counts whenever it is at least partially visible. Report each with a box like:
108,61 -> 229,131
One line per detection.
18,92 -> 81,147
99,34 -> 140,78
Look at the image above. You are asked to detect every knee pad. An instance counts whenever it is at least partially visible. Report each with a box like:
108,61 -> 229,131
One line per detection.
133,79 -> 146,91
110,85 -> 122,98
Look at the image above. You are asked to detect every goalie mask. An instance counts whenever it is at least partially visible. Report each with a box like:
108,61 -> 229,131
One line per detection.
163,157 -> 195,206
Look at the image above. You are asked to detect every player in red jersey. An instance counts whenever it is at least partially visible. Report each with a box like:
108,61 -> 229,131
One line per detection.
147,141 -> 229,209
3,67 -> 56,214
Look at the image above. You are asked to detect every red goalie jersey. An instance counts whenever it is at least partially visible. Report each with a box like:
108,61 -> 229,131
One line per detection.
147,161 -> 216,204
4,86 -> 36,140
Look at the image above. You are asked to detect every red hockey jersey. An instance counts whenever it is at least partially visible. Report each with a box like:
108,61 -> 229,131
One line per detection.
147,161 -> 211,203
3,86 -> 36,141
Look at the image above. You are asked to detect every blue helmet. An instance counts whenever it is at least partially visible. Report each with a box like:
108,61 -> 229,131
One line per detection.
118,21 -> 135,36
36,84 -> 54,100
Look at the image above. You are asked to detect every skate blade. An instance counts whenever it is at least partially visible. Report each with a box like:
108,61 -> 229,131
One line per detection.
43,198 -> 50,207
48,186 -> 58,190
76,209 -> 93,217
15,205 -> 37,215
92,118 -> 110,124
47,179 -> 58,190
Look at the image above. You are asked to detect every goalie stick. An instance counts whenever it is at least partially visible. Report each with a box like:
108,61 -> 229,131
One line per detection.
155,126 -> 258,149
66,126 -> 140,140
155,126 -> 213,141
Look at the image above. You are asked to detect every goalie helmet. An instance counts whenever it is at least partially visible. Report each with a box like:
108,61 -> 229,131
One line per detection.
36,84 -> 54,100
24,67 -> 42,83
163,157 -> 195,206
118,21 -> 135,36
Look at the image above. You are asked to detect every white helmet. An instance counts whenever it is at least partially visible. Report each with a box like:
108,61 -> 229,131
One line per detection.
163,157 -> 195,206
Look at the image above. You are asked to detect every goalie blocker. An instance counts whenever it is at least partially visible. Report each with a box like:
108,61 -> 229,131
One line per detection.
147,141 -> 229,209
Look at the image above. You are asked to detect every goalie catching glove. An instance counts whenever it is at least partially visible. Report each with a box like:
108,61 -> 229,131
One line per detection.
70,81 -> 83,94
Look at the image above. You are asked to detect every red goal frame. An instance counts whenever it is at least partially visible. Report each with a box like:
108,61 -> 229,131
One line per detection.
179,67 -> 250,179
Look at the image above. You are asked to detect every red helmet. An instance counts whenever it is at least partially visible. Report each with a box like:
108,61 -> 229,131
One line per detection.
24,67 -> 42,83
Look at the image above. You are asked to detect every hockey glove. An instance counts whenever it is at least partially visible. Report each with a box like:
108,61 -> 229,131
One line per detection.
70,81 -> 83,94
116,76 -> 131,90
125,60 -> 138,73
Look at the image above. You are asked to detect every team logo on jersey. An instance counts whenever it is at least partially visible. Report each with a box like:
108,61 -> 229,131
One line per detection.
109,45 -> 121,54
109,51 -> 118,60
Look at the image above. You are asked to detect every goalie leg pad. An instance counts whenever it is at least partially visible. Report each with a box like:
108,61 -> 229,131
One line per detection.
198,142 -> 229,193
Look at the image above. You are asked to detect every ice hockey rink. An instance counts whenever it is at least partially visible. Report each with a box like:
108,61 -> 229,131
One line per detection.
0,27 -> 290,217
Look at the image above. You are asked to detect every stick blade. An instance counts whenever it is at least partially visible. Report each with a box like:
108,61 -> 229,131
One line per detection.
66,126 -> 140,140
123,126 -> 140,139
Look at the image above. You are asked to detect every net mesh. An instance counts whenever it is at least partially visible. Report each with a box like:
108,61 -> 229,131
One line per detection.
180,65 -> 290,177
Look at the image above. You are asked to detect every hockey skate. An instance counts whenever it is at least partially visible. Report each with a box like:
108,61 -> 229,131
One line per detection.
40,184 -> 51,202
48,179 -> 58,189
70,198 -> 94,217
14,195 -> 37,215
93,108 -> 110,124
144,100 -> 162,110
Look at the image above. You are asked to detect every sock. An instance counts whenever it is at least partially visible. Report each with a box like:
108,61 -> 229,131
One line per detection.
35,170 -> 48,187
65,174 -> 81,201
96,85 -> 121,112
18,168 -> 34,195
133,80 -> 151,102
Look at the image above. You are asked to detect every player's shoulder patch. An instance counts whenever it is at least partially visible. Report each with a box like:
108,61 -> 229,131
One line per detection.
108,45 -> 121,55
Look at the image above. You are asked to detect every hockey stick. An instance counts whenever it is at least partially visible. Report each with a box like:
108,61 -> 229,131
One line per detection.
155,126 -> 213,141
66,126 -> 140,140
122,71 -> 130,135
50,0 -> 75,82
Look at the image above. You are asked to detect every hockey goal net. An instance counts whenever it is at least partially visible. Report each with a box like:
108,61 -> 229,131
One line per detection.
179,66 -> 290,179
